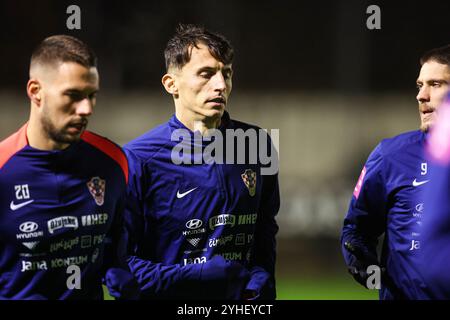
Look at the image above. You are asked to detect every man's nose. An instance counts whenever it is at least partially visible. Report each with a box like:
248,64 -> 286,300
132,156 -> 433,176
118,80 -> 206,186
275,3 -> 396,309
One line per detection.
417,85 -> 430,103
76,98 -> 93,117
212,73 -> 227,92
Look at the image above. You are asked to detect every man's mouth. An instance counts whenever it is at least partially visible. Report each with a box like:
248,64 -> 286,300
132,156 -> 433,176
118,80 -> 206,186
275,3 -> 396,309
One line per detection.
67,120 -> 88,133
207,97 -> 226,105
421,109 -> 434,116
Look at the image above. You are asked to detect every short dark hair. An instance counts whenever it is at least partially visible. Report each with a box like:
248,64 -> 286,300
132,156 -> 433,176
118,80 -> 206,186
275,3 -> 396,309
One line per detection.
30,35 -> 97,69
420,44 -> 450,66
164,24 -> 233,71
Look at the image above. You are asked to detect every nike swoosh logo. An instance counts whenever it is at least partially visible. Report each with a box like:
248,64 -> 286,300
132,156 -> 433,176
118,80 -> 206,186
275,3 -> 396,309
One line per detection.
412,179 -> 430,187
10,199 -> 34,211
177,188 -> 198,199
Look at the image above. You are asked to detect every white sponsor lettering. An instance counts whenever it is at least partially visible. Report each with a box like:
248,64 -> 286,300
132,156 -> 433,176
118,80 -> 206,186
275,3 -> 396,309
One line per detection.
21,260 -> 47,272
16,231 -> 44,239
66,265 -> 81,290
48,216 -> 78,234
183,256 -> 207,265
410,240 -> 420,251
15,184 -> 30,200
209,214 -> 236,230
209,235 -> 233,248
182,228 -> 206,236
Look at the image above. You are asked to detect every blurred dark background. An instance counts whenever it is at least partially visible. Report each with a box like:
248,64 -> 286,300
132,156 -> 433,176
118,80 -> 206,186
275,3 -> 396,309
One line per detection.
2,0 -> 450,93
1,0 -> 449,299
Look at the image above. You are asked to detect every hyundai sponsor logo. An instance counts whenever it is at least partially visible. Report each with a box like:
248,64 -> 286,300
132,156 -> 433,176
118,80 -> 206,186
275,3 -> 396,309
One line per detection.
19,221 -> 38,233
186,219 -> 203,230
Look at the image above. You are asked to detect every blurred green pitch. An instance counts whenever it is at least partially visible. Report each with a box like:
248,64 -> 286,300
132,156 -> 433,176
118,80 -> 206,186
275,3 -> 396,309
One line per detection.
103,275 -> 378,300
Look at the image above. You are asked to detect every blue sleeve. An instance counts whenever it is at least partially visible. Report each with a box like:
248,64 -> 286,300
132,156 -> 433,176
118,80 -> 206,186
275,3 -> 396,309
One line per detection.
102,191 -> 128,272
420,160 -> 450,299
245,135 -> 280,300
341,143 -> 387,267
102,158 -> 141,299
123,148 -> 205,298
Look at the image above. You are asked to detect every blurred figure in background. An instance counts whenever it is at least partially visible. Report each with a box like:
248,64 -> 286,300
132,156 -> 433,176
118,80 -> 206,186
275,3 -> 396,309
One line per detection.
122,24 -> 280,299
340,44 -> 450,299
419,91 -> 450,299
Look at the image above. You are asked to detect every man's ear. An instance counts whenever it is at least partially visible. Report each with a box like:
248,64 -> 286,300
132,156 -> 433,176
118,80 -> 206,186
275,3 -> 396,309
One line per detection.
162,73 -> 178,96
27,79 -> 42,106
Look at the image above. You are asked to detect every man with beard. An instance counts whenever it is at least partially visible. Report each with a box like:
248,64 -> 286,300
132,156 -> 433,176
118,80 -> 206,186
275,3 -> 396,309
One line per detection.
341,44 -> 450,299
0,35 -> 137,299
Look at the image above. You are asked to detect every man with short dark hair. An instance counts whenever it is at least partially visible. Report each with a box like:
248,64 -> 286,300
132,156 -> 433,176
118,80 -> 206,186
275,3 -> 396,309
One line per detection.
0,35 -> 137,299
341,44 -> 450,299
122,24 -> 280,299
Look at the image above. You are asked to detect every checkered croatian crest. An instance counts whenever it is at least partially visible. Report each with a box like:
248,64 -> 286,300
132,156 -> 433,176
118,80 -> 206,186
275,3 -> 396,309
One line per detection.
241,169 -> 256,197
87,177 -> 106,206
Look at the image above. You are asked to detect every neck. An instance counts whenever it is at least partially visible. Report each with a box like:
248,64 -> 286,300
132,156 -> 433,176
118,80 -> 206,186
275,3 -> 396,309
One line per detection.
175,108 -> 221,135
27,110 -> 69,151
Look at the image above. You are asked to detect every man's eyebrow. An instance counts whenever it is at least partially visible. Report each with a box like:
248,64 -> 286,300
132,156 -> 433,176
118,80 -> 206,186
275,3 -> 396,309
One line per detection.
196,66 -> 233,73
63,88 -> 98,95
426,78 -> 448,83
197,66 -> 216,72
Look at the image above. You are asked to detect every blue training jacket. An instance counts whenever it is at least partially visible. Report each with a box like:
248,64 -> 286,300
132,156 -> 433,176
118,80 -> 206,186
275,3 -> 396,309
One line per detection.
123,111 -> 280,299
341,130 -> 430,299
0,124 -> 129,299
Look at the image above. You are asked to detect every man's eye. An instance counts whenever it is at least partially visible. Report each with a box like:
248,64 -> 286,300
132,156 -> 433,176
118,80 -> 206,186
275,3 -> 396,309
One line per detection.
416,84 -> 422,90
200,72 -> 212,79
432,82 -> 441,87
67,93 -> 83,101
